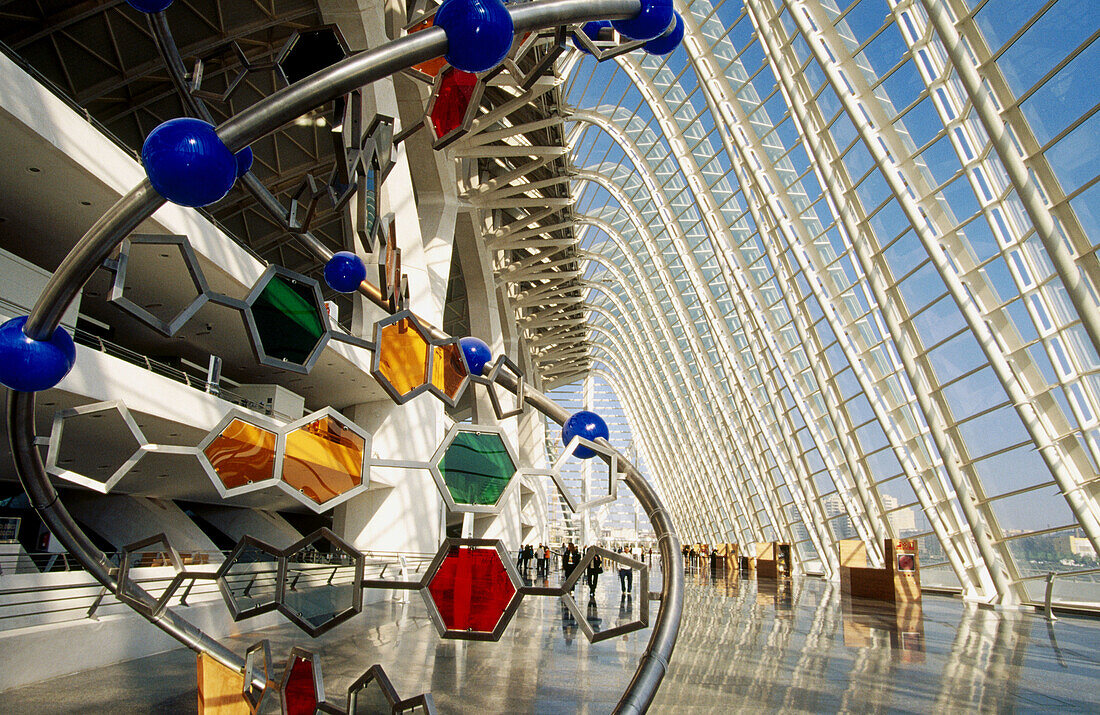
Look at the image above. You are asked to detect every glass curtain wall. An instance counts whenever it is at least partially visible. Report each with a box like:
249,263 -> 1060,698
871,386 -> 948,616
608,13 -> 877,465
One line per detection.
563,0 -> 1100,606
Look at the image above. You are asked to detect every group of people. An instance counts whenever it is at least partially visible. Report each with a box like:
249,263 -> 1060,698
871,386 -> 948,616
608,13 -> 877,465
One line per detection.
516,542 -> 652,602
682,543 -> 728,572
516,543 -> 552,576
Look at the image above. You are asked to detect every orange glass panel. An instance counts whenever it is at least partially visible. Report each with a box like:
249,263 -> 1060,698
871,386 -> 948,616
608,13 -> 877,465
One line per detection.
377,318 -> 430,396
203,419 -> 277,490
432,342 -> 468,398
282,415 -> 365,504
409,18 -> 447,78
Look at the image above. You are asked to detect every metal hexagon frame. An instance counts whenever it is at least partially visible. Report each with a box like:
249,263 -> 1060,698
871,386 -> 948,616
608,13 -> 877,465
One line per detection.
243,639 -> 273,714
196,409 -> 282,499
426,336 -> 472,408
570,23 -> 646,61
424,64 -> 489,150
215,535 -> 285,621
346,664 -> 401,713
45,400 -> 149,494
560,545 -> 649,643
116,533 -> 185,618
278,647 -> 341,715
428,422 -> 521,515
273,406 -> 372,513
371,309 -> 435,404
242,264 -> 332,374
274,24 -> 351,88
277,528 -> 365,638
419,537 -> 524,642
108,234 -> 211,336
485,354 -> 526,419
550,435 -> 619,512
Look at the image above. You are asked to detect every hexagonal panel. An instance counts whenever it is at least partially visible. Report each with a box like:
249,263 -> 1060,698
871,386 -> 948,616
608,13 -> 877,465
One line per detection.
216,536 -> 283,620
275,407 -> 370,512
428,339 -> 470,406
426,66 -> 484,148
109,234 -> 210,336
485,354 -> 525,419
45,400 -> 148,494
404,12 -> 447,81
243,639 -> 273,714
372,311 -> 432,403
550,435 -> 619,513
276,26 -> 349,85
346,665 -> 400,714
278,528 -> 364,638
244,265 -> 331,374
279,648 -> 329,715
429,423 -> 519,514
117,533 -> 185,618
560,546 -> 649,643
422,538 -> 522,640
197,410 -> 279,498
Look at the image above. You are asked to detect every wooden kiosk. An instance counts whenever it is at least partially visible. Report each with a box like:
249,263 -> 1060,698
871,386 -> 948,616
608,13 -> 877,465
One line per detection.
755,542 -> 792,580
715,543 -> 738,571
839,538 -> 921,603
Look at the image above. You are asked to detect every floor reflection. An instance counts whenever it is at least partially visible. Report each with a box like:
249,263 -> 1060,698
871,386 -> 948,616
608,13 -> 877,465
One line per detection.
2,563 -> 1099,713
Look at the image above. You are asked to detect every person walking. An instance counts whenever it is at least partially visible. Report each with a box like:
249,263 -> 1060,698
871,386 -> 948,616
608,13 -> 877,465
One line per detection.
586,552 -> 603,602
564,542 -> 581,579
618,549 -> 633,597
535,542 -> 546,576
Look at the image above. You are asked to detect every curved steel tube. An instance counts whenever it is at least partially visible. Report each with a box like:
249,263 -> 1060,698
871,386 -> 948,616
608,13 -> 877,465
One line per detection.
10,0 -> 681,709
502,373 -> 683,714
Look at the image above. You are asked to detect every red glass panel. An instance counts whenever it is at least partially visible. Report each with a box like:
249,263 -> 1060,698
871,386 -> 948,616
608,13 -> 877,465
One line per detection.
283,655 -> 318,715
429,68 -> 478,139
427,546 -> 515,633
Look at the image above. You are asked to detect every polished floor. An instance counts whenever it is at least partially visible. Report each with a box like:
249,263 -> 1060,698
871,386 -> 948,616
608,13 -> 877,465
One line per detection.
1,564 -> 1098,713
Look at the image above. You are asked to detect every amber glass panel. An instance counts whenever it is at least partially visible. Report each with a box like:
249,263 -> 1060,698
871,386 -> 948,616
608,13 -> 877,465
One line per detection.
282,416 -> 365,504
196,653 -> 250,714
203,419 -> 277,489
431,343 -> 467,398
377,318 -> 430,396
409,18 -> 447,78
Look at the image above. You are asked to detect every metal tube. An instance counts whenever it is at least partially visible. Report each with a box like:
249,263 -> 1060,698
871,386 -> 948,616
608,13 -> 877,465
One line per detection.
500,374 -> 683,714
11,0 -> 679,707
216,0 -> 640,153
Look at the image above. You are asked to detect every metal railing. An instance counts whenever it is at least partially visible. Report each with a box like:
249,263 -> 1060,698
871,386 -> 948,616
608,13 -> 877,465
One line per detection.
0,550 -> 435,631
0,294 -> 270,415
1044,566 -> 1100,620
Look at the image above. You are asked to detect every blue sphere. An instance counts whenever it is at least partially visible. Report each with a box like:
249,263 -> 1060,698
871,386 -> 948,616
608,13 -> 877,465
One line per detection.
562,410 -> 609,459
324,251 -> 367,293
434,0 -> 514,73
573,21 -> 611,54
643,11 -> 684,55
141,118 -> 236,207
234,146 -> 254,178
459,337 -> 492,376
126,0 -> 173,12
0,316 -> 76,393
613,0 -> 674,41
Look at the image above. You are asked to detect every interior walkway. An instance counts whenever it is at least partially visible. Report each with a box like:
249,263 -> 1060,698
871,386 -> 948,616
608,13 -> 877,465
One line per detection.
0,564 -> 1097,713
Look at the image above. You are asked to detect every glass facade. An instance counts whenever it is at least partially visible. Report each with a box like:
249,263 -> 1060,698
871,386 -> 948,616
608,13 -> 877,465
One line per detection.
564,0 -> 1100,605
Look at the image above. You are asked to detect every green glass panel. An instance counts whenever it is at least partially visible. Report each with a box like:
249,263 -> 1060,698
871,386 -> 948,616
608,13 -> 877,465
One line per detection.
438,432 -> 515,506
251,274 -> 325,364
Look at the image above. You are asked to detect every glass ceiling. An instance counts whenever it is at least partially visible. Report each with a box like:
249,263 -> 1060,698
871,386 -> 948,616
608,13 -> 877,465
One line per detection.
562,0 -> 1100,606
